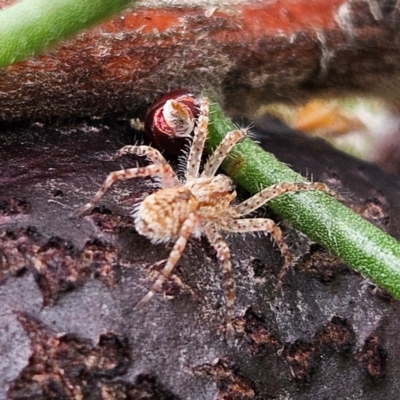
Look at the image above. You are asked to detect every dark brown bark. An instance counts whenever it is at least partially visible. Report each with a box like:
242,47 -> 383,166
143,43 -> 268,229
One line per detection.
1,116 -> 400,399
1,0 -> 400,121
2,0 -> 400,398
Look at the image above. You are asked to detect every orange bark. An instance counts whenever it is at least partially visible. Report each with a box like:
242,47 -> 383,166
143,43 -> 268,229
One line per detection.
0,0 -> 399,120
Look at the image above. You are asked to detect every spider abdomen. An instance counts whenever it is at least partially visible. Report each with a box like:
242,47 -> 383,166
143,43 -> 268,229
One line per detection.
134,186 -> 200,243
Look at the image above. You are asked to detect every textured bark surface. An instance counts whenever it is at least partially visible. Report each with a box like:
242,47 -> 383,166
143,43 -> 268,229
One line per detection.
1,0 -> 400,120
2,0 -> 400,397
1,117 -> 400,399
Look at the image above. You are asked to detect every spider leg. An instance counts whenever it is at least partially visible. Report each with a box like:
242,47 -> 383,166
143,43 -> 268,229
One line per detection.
110,145 -> 169,165
109,145 -> 179,188
186,97 -> 209,179
231,181 -> 338,217
204,223 -> 235,337
222,218 -> 291,287
201,129 -> 245,178
72,163 -> 177,217
136,212 -> 200,308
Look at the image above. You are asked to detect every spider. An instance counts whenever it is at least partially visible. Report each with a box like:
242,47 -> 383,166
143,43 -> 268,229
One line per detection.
73,96 -> 335,336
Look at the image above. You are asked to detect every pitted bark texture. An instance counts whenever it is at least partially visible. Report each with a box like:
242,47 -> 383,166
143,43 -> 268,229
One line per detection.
1,117 -> 400,398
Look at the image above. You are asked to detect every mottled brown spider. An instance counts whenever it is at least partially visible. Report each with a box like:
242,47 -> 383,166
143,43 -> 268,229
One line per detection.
74,97 -> 333,336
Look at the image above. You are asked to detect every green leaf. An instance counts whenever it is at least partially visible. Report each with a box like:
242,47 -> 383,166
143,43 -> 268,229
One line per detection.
0,0 -> 135,68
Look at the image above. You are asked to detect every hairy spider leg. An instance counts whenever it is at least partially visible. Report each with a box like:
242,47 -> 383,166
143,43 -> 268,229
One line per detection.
136,212 -> 200,308
204,224 -> 235,337
228,182 -> 339,286
110,145 -> 167,165
231,181 -> 334,217
222,218 -> 291,286
186,97 -> 210,179
73,163 -> 178,217
201,129 -> 245,178
109,145 -> 180,187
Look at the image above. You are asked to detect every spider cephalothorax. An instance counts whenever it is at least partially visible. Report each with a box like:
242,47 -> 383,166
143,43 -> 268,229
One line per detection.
74,96 -> 334,336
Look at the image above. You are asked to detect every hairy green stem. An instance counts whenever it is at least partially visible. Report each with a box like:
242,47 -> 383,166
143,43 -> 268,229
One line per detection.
0,0 -> 135,68
207,101 -> 400,298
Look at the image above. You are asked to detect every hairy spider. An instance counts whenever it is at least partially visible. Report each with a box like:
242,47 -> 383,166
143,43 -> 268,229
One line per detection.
74,97 -> 335,336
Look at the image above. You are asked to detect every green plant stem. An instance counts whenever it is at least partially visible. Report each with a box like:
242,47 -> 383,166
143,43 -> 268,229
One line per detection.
207,101 -> 400,298
0,0 -> 135,68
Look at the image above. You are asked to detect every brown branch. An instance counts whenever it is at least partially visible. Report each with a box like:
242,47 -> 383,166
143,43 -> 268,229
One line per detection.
1,0 -> 400,120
